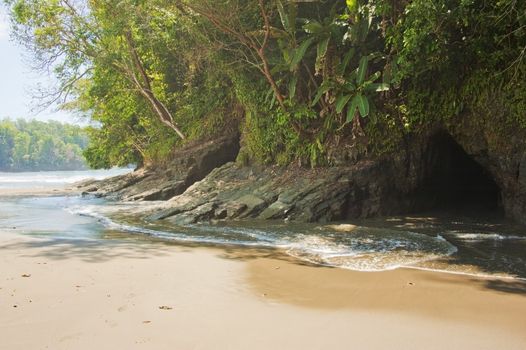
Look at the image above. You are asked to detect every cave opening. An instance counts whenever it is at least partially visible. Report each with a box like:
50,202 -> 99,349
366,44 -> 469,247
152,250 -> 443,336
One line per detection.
418,132 -> 502,215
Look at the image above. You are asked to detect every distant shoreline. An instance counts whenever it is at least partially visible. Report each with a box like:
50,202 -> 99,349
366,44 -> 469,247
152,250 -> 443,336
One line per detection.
0,168 -> 89,174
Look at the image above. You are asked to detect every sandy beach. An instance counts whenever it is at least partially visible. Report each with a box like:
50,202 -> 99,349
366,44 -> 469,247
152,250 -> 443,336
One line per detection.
0,187 -> 77,197
1,231 -> 525,350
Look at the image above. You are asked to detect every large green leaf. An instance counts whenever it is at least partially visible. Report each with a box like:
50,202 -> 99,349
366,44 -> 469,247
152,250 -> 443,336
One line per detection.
344,81 -> 357,92
335,94 -> 352,113
347,99 -> 358,123
357,56 -> 368,85
291,37 -> 315,68
276,0 -> 290,32
355,94 -> 369,117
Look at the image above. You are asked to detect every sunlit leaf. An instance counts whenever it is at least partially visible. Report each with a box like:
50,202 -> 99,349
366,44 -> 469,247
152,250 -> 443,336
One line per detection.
346,0 -> 358,14
365,83 -> 390,92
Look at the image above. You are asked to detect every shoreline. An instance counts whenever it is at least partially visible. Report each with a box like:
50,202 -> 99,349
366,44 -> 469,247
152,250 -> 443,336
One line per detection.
1,230 -> 526,349
0,183 -> 81,199
0,186 -> 80,197
2,186 -> 524,282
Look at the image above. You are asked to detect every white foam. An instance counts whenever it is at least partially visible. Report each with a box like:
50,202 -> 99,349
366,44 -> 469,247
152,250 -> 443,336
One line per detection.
282,229 -> 458,272
69,205 -> 461,273
452,233 -> 526,241
0,169 -> 132,188
69,206 -> 278,248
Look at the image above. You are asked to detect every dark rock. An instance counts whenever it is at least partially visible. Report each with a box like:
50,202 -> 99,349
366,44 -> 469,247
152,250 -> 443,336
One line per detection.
147,161 -> 406,224
258,200 -> 292,220
234,194 -> 266,218
76,133 -> 240,202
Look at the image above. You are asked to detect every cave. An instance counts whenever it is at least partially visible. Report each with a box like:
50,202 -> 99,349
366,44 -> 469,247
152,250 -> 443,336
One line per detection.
418,132 -> 502,215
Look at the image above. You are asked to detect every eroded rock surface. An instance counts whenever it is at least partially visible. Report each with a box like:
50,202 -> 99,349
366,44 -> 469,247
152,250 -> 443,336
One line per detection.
75,134 -> 240,201
75,124 -> 526,225
146,159 -> 417,225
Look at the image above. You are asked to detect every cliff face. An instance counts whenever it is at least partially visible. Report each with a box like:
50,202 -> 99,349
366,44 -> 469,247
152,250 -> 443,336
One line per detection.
446,116 -> 526,224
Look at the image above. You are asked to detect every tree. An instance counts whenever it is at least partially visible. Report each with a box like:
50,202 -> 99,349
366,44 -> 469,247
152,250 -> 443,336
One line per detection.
6,0 -> 186,139
0,119 -> 88,171
0,121 -> 16,170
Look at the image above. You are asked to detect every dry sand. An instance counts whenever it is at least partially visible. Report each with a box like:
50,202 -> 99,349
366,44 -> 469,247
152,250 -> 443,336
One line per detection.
1,231 -> 525,350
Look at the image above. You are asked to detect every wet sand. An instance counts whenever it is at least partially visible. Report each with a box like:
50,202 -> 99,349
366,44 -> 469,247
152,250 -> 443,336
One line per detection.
1,231 -> 525,350
0,186 -> 78,197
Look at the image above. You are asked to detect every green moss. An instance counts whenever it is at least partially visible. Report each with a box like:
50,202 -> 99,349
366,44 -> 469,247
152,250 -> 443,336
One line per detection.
365,109 -> 406,157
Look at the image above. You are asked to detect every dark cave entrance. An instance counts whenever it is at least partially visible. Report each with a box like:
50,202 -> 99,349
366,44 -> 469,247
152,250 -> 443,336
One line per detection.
418,132 -> 502,215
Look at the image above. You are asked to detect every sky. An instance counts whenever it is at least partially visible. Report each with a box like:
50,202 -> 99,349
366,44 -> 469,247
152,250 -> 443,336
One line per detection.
0,5 -> 83,125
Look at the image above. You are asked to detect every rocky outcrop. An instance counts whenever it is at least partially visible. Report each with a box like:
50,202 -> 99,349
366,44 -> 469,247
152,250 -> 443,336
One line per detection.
76,134 -> 240,201
75,119 -> 526,225
145,159 -> 420,225
143,123 -> 526,224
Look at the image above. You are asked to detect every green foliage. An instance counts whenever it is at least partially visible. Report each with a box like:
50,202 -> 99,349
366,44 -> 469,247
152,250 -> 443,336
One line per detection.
5,0 -> 526,169
0,119 -> 88,171
387,0 -> 526,131
234,73 -> 324,166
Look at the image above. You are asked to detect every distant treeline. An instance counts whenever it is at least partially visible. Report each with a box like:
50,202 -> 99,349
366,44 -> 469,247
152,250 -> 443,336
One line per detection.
0,119 -> 89,171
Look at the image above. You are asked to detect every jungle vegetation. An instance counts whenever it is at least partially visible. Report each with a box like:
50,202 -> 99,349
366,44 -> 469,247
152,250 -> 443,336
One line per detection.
3,0 -> 525,168
0,119 -> 88,171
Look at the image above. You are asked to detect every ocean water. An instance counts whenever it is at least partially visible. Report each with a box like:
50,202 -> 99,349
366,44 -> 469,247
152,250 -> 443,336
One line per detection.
0,168 -> 132,189
0,170 -> 525,280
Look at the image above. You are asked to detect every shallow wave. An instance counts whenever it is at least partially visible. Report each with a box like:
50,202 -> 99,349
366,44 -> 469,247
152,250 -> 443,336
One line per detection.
69,206 -> 278,247
70,205 -> 458,272
283,229 -> 457,271
0,169 -> 132,188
